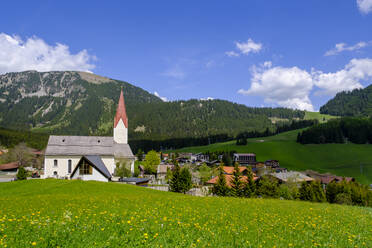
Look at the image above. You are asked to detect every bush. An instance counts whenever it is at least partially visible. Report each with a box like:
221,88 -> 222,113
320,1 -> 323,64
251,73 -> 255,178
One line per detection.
144,150 -> 160,174
16,166 -> 27,180
114,162 -> 132,178
335,193 -> 353,205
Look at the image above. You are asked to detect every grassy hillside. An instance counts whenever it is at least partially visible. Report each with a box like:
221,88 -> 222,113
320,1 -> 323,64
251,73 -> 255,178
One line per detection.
0,180 -> 371,247
304,111 -> 338,123
172,130 -> 372,184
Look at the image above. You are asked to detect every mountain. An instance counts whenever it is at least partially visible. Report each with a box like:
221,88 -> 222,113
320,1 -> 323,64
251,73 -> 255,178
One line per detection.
0,71 -> 305,140
320,85 -> 372,117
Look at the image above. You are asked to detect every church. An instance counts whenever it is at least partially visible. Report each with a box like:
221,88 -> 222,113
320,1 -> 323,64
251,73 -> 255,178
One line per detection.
43,89 -> 135,182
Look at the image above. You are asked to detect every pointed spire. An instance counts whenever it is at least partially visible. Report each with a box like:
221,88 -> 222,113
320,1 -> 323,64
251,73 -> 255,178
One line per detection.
114,88 -> 128,128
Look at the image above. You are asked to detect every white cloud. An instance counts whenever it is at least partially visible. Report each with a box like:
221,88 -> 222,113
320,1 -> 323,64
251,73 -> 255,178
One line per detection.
225,38 -> 262,57
357,0 -> 372,14
0,33 -> 95,74
154,91 -> 168,102
238,58 -> 372,111
236,38 -> 262,55
325,41 -> 370,56
225,51 -> 240,57
238,65 -> 314,111
200,97 -> 214,101
313,58 -> 372,95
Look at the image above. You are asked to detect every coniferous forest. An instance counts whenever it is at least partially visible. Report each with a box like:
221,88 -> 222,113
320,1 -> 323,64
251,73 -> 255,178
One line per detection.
320,84 -> 372,117
297,117 -> 372,144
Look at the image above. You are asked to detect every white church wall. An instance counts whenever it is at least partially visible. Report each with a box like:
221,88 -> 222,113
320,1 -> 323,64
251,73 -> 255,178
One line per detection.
44,156 -> 81,178
114,119 -> 128,144
44,156 -> 115,179
101,156 -> 115,175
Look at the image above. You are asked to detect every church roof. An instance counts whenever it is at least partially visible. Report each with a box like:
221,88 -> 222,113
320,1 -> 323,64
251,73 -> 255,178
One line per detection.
114,89 -> 128,128
70,155 -> 111,179
45,135 -> 134,158
84,155 -> 111,179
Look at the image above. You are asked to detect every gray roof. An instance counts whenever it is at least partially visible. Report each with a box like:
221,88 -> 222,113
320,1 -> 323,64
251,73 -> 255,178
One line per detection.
70,155 -> 111,179
120,177 -> 150,184
84,155 -> 111,179
45,135 -> 134,158
271,171 -> 314,182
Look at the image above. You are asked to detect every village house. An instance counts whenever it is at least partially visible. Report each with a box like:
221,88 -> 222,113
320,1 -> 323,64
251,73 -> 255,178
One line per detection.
0,161 -> 19,173
305,171 -> 355,185
265,160 -> 280,168
206,166 -> 258,187
43,89 -> 135,182
270,171 -> 314,184
156,164 -> 173,183
233,153 -> 256,165
191,153 -> 209,162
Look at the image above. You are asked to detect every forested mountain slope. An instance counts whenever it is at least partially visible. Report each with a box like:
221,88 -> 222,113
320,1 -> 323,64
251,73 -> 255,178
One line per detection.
0,71 -> 305,140
320,84 -> 372,117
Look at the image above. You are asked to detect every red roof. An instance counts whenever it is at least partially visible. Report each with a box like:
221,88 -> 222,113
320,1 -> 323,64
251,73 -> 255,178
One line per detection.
223,166 -> 251,175
319,176 -> 354,184
114,89 -> 128,128
0,162 -> 19,171
207,174 -> 259,187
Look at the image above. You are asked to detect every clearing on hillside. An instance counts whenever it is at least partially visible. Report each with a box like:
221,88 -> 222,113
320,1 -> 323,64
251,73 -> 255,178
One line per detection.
304,111 -> 338,123
0,180 -> 371,247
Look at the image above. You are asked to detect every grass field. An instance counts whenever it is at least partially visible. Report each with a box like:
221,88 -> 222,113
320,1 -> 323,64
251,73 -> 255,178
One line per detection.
304,111 -> 338,123
0,180 -> 371,247
172,130 -> 372,185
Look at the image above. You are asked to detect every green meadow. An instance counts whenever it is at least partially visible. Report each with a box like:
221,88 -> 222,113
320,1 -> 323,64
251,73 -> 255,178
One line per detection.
0,180 -> 371,247
172,130 -> 372,185
304,111 -> 338,123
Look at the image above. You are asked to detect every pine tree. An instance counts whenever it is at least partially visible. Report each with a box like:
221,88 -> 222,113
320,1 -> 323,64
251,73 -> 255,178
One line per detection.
169,164 -> 181,192
256,176 -> 279,198
242,167 -> 255,197
136,149 -> 144,161
212,165 -> 229,196
230,162 -> 243,197
179,167 -> 192,194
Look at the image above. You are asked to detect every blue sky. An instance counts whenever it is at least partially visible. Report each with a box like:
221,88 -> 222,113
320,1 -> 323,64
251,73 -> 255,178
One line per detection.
1,0 -> 372,111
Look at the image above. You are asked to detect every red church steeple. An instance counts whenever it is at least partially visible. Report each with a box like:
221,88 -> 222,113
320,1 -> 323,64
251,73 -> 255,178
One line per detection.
114,88 -> 128,128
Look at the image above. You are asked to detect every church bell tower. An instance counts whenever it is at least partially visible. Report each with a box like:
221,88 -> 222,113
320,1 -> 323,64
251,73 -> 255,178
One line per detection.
113,88 -> 128,144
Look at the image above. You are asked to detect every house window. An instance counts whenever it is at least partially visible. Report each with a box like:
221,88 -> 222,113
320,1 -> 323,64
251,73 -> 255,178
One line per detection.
79,160 -> 92,175
54,159 -> 58,167
68,160 -> 72,173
